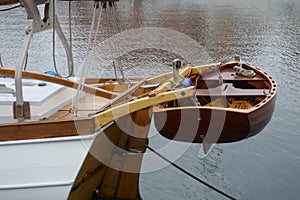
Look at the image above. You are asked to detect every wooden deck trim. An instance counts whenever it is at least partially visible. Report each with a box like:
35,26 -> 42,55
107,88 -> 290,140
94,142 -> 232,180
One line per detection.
0,68 -> 117,99
0,0 -> 19,5
0,118 -> 95,141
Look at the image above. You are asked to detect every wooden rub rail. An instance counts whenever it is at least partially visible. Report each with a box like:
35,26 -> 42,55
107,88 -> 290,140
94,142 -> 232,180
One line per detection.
0,0 -> 19,5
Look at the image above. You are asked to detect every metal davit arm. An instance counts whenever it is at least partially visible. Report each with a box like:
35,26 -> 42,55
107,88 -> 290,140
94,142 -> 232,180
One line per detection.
14,19 -> 34,122
13,0 -> 74,122
14,0 -> 47,122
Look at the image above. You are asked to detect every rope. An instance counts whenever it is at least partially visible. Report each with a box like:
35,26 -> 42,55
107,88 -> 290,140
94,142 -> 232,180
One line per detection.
0,4 -> 21,12
72,4 -> 99,116
52,0 -> 57,75
110,4 -> 125,80
132,136 -> 237,200
93,4 -> 103,47
0,54 -> 3,68
104,7 -> 118,79
68,0 -> 73,67
52,0 -> 73,78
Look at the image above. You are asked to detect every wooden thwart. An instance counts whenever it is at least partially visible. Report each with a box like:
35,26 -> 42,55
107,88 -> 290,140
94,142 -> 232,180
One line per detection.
196,83 -> 268,97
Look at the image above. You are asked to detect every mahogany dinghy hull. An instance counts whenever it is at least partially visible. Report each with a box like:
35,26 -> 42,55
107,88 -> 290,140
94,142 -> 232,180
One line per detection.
153,58 -> 277,143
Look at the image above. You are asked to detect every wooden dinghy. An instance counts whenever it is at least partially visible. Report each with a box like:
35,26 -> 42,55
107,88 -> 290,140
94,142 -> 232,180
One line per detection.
153,57 -> 277,144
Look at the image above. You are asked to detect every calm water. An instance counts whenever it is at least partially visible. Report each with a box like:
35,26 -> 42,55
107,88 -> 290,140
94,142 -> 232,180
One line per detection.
1,0 -> 300,199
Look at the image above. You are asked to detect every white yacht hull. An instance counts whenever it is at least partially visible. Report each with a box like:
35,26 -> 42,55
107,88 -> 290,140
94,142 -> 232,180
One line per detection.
0,135 -> 95,200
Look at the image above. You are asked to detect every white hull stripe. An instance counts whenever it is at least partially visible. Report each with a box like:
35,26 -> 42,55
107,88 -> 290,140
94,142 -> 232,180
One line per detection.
0,181 -> 73,190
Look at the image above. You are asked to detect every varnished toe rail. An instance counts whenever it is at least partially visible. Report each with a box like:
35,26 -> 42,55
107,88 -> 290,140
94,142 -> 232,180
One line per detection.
0,68 -> 117,99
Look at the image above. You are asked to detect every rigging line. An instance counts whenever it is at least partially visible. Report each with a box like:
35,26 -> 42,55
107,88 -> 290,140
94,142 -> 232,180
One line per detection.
111,4 -> 125,81
132,136 -> 237,200
104,7 -> 118,79
72,4 -> 98,115
68,0 -> 73,69
52,0 -> 57,75
88,4 -> 98,46
131,0 -> 135,29
0,4 -> 22,12
0,54 -> 3,68
109,6 -> 120,80
52,0 -> 73,78
93,4 -> 103,47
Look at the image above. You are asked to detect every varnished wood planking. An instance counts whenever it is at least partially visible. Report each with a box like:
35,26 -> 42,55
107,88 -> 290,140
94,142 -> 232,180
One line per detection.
0,119 -> 94,141
0,0 -> 19,5
68,123 -> 124,200
114,108 -> 152,199
49,94 -> 110,120
248,94 -> 277,137
68,110 -> 152,200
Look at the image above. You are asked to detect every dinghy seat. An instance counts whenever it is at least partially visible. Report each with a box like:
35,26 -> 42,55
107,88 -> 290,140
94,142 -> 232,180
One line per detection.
196,83 -> 268,97
204,99 -> 253,109
229,100 -> 253,109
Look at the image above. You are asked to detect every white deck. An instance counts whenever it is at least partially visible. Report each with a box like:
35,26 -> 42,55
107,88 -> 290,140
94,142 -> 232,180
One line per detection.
0,77 -> 77,123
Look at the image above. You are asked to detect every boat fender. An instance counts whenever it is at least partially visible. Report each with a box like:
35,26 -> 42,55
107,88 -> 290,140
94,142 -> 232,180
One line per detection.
172,59 -> 183,81
179,77 -> 192,88
44,71 -> 58,76
38,82 -> 47,87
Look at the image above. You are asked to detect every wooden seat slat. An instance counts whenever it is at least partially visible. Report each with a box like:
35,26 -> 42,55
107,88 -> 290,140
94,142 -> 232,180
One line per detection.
196,84 -> 268,97
200,68 -> 266,81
